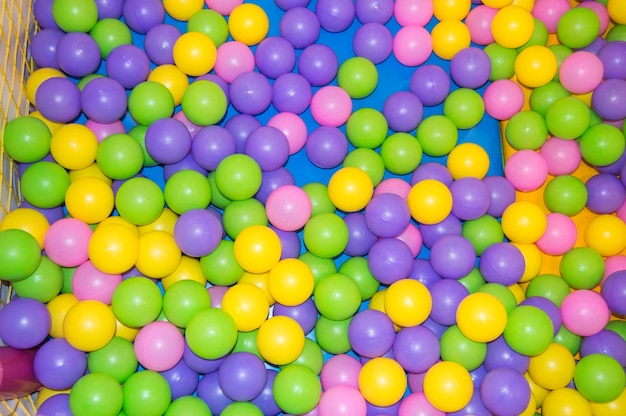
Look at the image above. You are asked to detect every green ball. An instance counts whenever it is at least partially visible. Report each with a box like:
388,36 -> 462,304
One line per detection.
222,198 -> 268,239
128,124 -> 158,167
314,315 -> 352,354
115,177 -> 165,226
200,240 -> 244,286
3,116 -> 51,163
272,365 -> 322,415
338,256 -> 380,301
89,18 -> 132,58
233,329 -> 261,358
69,373 -> 123,416
606,320 -> 626,343
477,283 -> 517,313
559,247 -> 605,290
207,171 -> 232,209
503,305 -> 554,356
21,161 -> 70,209
343,148 -> 385,186
337,56 -> 378,99
0,229 -> 42,282
553,324 -> 582,356
545,97 -> 590,140
458,268 -> 487,294
303,213 -> 349,259
96,133 -> 144,180
12,255 -> 62,302
556,7 -> 600,50
574,354 -> 626,403
185,307 -> 238,359
162,280 -> 212,328
87,336 -> 138,383
525,273 -> 571,307
282,338 -> 324,375
298,251 -> 337,288
221,402 -> 263,416
215,154 -> 262,201
484,43 -> 517,81
529,80 -> 570,118
543,175 -> 588,216
606,24 -> 626,42
380,132 -> 423,175
505,110 -> 549,150
462,215 -> 504,256
345,108 -> 388,149
111,276 -> 163,328
128,81 -> 175,126
181,80 -> 228,126
517,18 -> 548,51
443,88 -> 485,130
187,9 -> 229,47
122,370 -> 172,416
164,170 -> 212,215
165,396 -> 212,416
62,266 -> 77,294
440,325 -> 487,371
301,182 -> 336,216
579,123 -> 626,167
313,273 -> 361,320
52,0 -> 98,33
548,44 -> 573,81
416,115 -> 459,157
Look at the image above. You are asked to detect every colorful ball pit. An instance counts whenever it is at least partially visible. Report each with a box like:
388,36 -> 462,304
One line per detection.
1,0 -> 626,414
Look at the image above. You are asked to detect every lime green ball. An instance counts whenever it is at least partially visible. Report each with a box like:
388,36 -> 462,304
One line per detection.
165,396 -> 212,416
337,56 -> 378,99
484,43 -> 517,81
221,402 -> 263,416
343,148 -> 385,186
462,215 -> 504,256
416,115 -> 459,157
111,276 -> 163,328
298,251 -> 337,288
606,320 -> 626,343
207,171 -> 232,209
545,97 -> 590,140
574,354 -> 626,403
181,80 -> 227,126
12,255 -> 62,302
187,9 -> 229,47
606,24 -> 626,42
222,198 -> 268,239
505,110 -> 549,150
477,283 -> 517,313
3,116 -> 51,163
282,338 -> 324,375
503,305 -> 554,356
61,266 -> 76,294
115,177 -> 165,226
128,124 -> 158,167
345,108 -> 388,149
186,307 -> 238,359
215,154 -> 262,201
200,240 -> 244,286
52,0 -> 98,33
556,7 -> 600,50
272,365 -> 322,415
529,80 -> 570,118
443,88 -> 485,130
302,182 -> 336,216
517,18 -> 548,51
548,44 -> 573,81
338,256 -> 380,301
543,175 -> 588,216
303,213 -> 349,259
553,324 -> 582,355
0,229 -> 42,282
313,273 -> 361,320
458,268 -> 487,294
164,170 -> 212,214
440,325 -> 487,371
525,274 -> 571,307
162,280 -> 212,328
69,373 -> 123,416
87,336 -> 138,383
314,315 -> 352,354
90,18 -> 133,58
380,132 -> 423,175
21,161 -> 70,209
128,81 -> 175,126
559,247 -> 605,290
96,133 -> 145,180
579,123 -> 626,167
122,371 -> 172,416
233,329 -> 261,358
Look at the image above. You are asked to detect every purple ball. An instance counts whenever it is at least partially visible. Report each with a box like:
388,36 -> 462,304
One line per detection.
520,296 -> 561,336
275,0 -> 311,10
305,126 -> 349,169
173,209 -> 223,258
580,329 -> 626,367
36,394 -> 71,416
315,0 -> 355,33
182,342 -> 224,374
355,0 -> 394,24
479,242 -> 525,285
469,364 -> 488,389
579,36 -> 607,55
255,167 -> 296,205
0,298 -> 51,349
272,227 -> 302,259
393,325 -> 440,374
364,193 -> 411,238
144,24 -> 182,65
484,335 -> 530,374
145,118 -> 192,165
95,0 -> 124,19
419,214 -> 463,249
244,126 -> 290,171
429,235 -> 477,280
450,177 -> 491,221
592,79 -> 626,121
483,175 -> 516,217
159,358 -> 199,400
382,91 -> 424,133
411,162 -> 454,186
410,64 -> 452,107
196,371 -> 233,414
280,7 -> 321,49
34,0 -> 59,29
230,71 -> 273,115
255,36 -> 296,79
224,114 -> 262,153
343,212 -> 379,257
585,173 -> 625,214
272,72 -> 313,114
352,22 -> 393,64
191,126 -> 237,171
429,278 -> 469,326
409,259 -> 442,288
250,369 -> 282,416
450,47 -> 492,89
218,352 -> 267,402
367,238 -> 414,285
34,338 -> 87,390
273,298 -> 318,335
597,149 -> 626,174
598,40 -> 626,80
449,389 -> 491,416
422,317 -> 448,339
163,153 -> 208,182
30,28 -> 64,69
122,0 -> 165,34
298,44 -> 339,87
366,401 -> 401,415
18,201 -> 65,224
348,309 -> 396,358
480,367 -> 531,416
602,270 -> 626,315
35,77 -> 82,123
105,44 -> 151,89
81,77 -> 128,124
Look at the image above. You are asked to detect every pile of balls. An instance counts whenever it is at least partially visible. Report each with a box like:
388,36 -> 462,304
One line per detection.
1,0 -> 626,414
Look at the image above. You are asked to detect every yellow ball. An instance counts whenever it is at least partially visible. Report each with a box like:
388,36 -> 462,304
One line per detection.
514,45 -> 558,89
423,361 -> 473,412
36,388 -> 72,408
26,68 -> 65,105
542,388 -> 592,416
358,357 -> 407,407
64,176 -> 115,224
501,201 -> 548,244
138,208 -> 178,235
163,0 -> 204,21
257,316 -> 305,366
407,179 -> 453,225
88,223 -> 140,275
63,299 -> 117,351
327,167 -> 374,213
238,271 -> 274,305
148,64 -> 190,106
525,372 -> 549,408
50,124 -> 99,171
228,3 -> 270,46
608,0 -> 626,25
115,317 -> 140,342
384,279 -> 432,327
221,283 -> 270,332
161,255 -> 206,290
491,5 -> 535,49
0,207 -> 49,249
46,293 -> 79,338
173,32 -> 217,77
511,0 -> 534,11
29,111 -> 65,134
447,142 -> 490,179
68,162 -> 112,185
433,0 -> 472,21
233,225 -> 282,274
590,389 -> 626,416
482,0 -> 514,7
431,20 -> 472,61
528,343 -> 576,391
456,292 -> 508,342
135,230 -> 182,278
584,214 -> 626,257
512,242 -> 542,283
268,258 -> 315,307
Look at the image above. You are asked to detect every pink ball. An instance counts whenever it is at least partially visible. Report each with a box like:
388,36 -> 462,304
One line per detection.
393,25 -> 432,67
374,178 -> 411,200
539,137 -> 582,176
532,0 -> 571,33
465,5 -> 497,46
393,0 -> 433,27
603,255 -> 626,284
318,385 -> 367,416
204,0 -> 243,15
578,1 -> 610,35
173,110 -> 202,138
72,260 -> 122,304
559,51 -> 604,95
267,112 -> 308,155
86,119 -> 126,142
561,289 -> 611,337
617,199 -> 626,224
535,213 -> 577,256
208,285 -> 228,308
134,321 -> 185,372
44,218 -> 92,267
265,185 -> 313,231
310,86 -> 353,127
214,41 -> 256,83
396,223 -> 423,258
399,392 -> 445,416
320,354 -> 362,390
483,79 -> 524,121
504,149 -> 549,192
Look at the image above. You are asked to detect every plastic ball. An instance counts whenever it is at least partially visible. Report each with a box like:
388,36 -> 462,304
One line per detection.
267,258 -> 314,307
68,373 -> 123,416
314,273 -> 361,320
535,213 -> 577,256
579,122 -> 625,167
122,0 -> 165,34
273,365 -> 321,415
181,80 -> 227,126
298,44 -> 338,87
89,17 -> 133,59
368,238 -> 415,285
63,300 -> 116,352
267,112 -> 308,155
337,56 -> 377,99
483,79 -> 524,121
574,354 -> 625,404
220,283 -> 269,332
2,116 -> 52,164
384,278 -> 432,327
598,40 -> 626,81
133,321 -> 184,372
393,0 -> 433,27
52,0 -> 98,32
528,342 -> 575,391
423,361 -> 473,413
127,81 -> 175,126
233,225 -> 281,274
504,149 -> 548,192
450,47 -> 491,89
440,324 -> 487,371
226,3 -> 269,46
602,271 -> 626,316
55,32 -> 101,78
352,22 -> 393,64
147,64 -> 189,107
358,357 -> 407,408
348,309 -> 395,358
480,367 -> 531,416
172,32 -> 217,77
407,179 -> 453,225
35,76 -> 82,123
431,19 -> 471,60
122,370 -> 172,416
558,51 -> 603,95
272,72 -> 313,114
429,235 -> 476,280
514,45 -> 557,89
144,24 -> 182,65
185,307 -> 237,359
466,5 -> 497,45
393,25 -> 432,67
503,305 -> 555,356
30,28 -> 64,69
556,6 -> 600,50
0,297 -> 50,348
456,292 -> 507,343
105,44 -> 151,90
71,260 -> 121,304
491,5 -> 535,49
501,201 -> 547,244
447,142 -> 490,180
255,36 -> 296,79
479,242 -> 525,285
229,71 -> 272,115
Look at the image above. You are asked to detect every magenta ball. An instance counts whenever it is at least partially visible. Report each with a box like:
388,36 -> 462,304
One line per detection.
55,32 -> 101,78
479,242 -> 525,285
280,7 -> 321,49
44,217 -> 92,268
504,149 -> 549,192
30,28 -> 64,69
315,0 -> 355,32
535,213 -> 577,256
531,0 -> 570,33
230,71 -> 272,115
393,25 -> 433,67
0,298 -> 51,349
450,177 -> 491,221
429,278 -> 470,326
255,36 -> 296,79
465,5 -> 497,45
145,118 -> 192,165
72,261 -> 122,303
34,338 -> 87,390
343,212 -> 379,257
561,289 -> 610,337
353,22 -> 393,64
598,40 -> 626,80
364,193 -> 411,238
318,385 -> 367,416
35,77 -> 82,123
320,354 -> 362,390
273,298 -> 318,335
122,0 -> 165,34
272,72 -> 313,114
305,126 -> 349,169
298,44 -> 339,87
173,209 -> 223,258
483,176 -> 516,217
214,41 -> 255,84
393,325 -> 440,374
355,0 -> 394,24
382,91 -> 424,133
585,173 -> 626,214
483,79 -> 525,121
144,24 -> 181,65
81,77 -> 128,124
159,358 -> 199,400
602,270 -> 626,315
367,238 -> 414,285
409,64 -> 451,107
134,321 -> 185,372
105,44 -> 151,89
592,79 -> 626,122
255,167 -> 296,205
266,184 -> 312,232
218,352 -> 267,402
419,214 -> 462,249
191,126 -> 237,171
348,309 -> 396,358
429,235 -> 476,280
